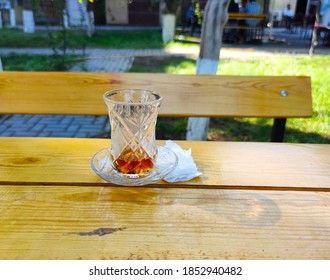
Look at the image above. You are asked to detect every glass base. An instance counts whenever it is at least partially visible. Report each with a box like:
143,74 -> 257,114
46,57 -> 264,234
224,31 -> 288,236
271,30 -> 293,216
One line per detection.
91,146 -> 178,186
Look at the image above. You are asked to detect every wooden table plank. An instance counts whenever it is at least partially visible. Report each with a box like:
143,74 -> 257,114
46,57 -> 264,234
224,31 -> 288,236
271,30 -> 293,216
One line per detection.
0,138 -> 329,190
0,185 -> 329,260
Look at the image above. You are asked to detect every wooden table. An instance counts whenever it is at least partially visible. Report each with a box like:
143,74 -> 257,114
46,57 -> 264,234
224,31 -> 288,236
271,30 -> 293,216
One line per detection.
0,137 -> 329,260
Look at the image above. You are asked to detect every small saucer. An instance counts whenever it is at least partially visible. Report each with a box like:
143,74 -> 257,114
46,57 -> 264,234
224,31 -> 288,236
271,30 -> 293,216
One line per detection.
90,146 -> 178,186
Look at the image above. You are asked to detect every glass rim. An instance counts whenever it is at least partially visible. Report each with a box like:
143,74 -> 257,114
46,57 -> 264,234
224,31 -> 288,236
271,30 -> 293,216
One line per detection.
103,88 -> 162,105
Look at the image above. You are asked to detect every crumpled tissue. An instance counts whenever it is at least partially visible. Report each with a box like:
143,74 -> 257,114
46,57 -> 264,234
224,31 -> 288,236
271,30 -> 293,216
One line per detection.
163,140 -> 202,183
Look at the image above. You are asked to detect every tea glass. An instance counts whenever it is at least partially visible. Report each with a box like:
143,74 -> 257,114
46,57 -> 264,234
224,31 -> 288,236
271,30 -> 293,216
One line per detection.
103,89 -> 162,179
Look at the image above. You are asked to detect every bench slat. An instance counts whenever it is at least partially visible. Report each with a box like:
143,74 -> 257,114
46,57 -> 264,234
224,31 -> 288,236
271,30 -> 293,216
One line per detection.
0,72 -> 312,118
225,13 -> 267,31
224,26 -> 263,30
228,12 -> 268,20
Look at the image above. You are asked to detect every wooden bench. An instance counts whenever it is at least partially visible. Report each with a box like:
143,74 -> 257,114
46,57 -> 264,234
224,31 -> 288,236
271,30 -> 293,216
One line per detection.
226,12 -> 268,26
224,13 -> 268,43
0,71 -> 312,142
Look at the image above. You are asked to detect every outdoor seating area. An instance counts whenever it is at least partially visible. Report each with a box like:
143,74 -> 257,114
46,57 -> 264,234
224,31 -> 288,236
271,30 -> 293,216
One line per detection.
0,0 -> 330,266
1,71 -> 330,260
223,12 -> 268,44
178,0 -> 330,47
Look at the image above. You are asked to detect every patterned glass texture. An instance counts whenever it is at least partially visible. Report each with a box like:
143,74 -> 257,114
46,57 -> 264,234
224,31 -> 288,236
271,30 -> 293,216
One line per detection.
103,89 -> 162,178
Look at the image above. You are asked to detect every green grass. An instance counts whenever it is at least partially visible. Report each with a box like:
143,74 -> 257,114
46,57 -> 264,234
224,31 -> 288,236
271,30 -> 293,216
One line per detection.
0,28 -> 201,50
0,28 -> 165,49
1,54 -> 81,71
0,28 -> 52,48
86,30 -> 164,48
219,55 -> 330,143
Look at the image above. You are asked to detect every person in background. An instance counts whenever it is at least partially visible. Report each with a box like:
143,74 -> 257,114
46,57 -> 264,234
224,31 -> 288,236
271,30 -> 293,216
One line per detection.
185,1 -> 199,36
185,3 -> 194,24
223,0 -> 240,43
283,4 -> 294,31
244,0 -> 261,27
320,6 -> 330,46
239,0 -> 247,13
243,0 -> 261,42
185,4 -> 195,25
321,6 -> 330,26
237,0 -> 248,43
228,0 -> 239,24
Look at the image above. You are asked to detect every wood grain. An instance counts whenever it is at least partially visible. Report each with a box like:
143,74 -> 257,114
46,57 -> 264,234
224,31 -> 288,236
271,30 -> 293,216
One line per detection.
0,185 -> 329,260
0,138 -> 329,190
0,72 -> 312,117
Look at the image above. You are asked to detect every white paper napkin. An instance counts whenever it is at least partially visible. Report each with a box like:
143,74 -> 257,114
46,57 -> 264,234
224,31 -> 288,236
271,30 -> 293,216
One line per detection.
163,140 -> 202,183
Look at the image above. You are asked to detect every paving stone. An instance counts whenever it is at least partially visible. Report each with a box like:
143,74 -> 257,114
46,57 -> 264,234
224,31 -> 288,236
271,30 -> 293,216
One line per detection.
4,118 -> 18,124
77,129 -> 104,136
49,131 -> 77,137
94,117 -> 108,125
74,131 -> 90,138
37,132 -> 52,137
7,114 -> 25,119
4,116 -> 26,123
29,115 -> 46,122
70,118 -> 96,125
70,57 -> 134,73
66,124 -> 80,132
104,122 -> 110,130
0,131 -> 14,136
51,115 -> 66,120
0,125 -> 11,133
42,124 -> 69,130
37,119 -> 64,125
60,117 -> 74,125
5,125 -> 34,132
12,131 -> 40,137
71,116 -> 93,120
30,124 -> 46,132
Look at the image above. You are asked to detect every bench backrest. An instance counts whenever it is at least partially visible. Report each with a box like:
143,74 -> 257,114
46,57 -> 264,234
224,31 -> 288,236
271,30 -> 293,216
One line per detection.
0,71 -> 312,118
228,13 -> 268,21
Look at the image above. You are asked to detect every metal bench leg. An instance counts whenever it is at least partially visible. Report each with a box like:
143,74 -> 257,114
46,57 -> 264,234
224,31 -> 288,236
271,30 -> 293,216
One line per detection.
271,118 -> 287,142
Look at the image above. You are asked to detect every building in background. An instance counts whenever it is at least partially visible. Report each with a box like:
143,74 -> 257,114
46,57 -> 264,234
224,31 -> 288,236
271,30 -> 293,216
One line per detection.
0,0 -> 324,29
270,0 -> 319,21
0,0 -> 160,27
61,0 -> 161,26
